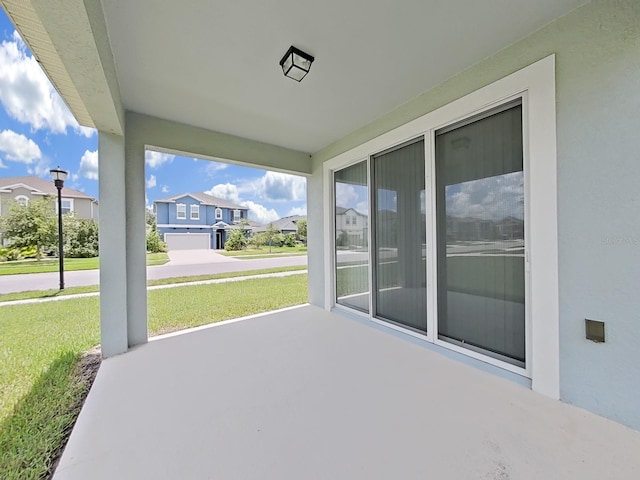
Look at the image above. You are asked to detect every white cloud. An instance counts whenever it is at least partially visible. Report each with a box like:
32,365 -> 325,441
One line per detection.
26,157 -> 52,177
0,31 -> 94,137
0,159 -> 7,168
251,171 -> 306,202
145,150 -> 175,169
0,129 -> 41,163
287,205 -> 307,216
161,185 -> 169,193
356,201 -> 369,215
446,171 -> 524,220
335,183 -> 357,208
146,174 -> 157,189
204,161 -> 228,177
242,200 -> 279,224
206,183 -> 240,203
78,150 -> 99,180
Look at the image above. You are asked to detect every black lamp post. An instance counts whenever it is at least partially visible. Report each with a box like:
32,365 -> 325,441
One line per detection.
50,167 -> 68,290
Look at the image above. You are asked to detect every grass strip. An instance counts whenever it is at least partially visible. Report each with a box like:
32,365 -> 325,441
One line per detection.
0,253 -> 169,276
218,246 -> 307,257
0,274 -> 308,479
0,265 -> 307,303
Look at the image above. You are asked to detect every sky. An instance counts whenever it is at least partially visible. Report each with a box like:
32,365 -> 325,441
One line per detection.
0,11 -> 306,225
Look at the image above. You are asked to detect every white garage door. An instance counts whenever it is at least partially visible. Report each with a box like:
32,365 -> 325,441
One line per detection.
164,233 -> 210,250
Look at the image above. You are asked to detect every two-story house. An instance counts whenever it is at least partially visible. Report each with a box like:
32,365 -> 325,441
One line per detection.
335,207 -> 367,248
154,192 -> 249,250
0,176 -> 99,219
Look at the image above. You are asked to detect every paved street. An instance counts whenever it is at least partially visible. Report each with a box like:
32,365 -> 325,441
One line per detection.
0,255 -> 307,294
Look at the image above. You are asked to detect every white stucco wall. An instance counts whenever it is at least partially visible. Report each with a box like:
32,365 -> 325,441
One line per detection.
309,0 -> 640,429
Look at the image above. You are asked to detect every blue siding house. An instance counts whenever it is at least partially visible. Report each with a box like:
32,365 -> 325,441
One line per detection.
154,192 -> 248,250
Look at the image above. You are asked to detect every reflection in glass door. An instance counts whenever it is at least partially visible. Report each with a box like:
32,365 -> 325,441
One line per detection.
435,101 -> 525,366
372,139 -> 427,332
335,161 -> 370,312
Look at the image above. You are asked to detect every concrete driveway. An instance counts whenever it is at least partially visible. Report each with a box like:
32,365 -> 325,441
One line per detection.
166,249 -> 238,265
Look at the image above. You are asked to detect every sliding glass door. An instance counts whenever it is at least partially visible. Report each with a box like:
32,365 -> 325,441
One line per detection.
435,101 -> 525,366
332,99 -> 526,369
335,161 -> 370,312
372,139 -> 427,332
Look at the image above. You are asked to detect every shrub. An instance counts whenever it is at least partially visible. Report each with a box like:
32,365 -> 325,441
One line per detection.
296,219 -> 307,245
224,227 -> 247,251
0,247 -> 22,261
62,216 -> 100,258
283,233 -> 297,247
146,230 -> 167,253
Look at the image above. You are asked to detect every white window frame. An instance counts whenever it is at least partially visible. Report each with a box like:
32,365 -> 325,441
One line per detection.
176,203 -> 186,219
233,209 -> 241,221
61,198 -> 74,215
190,204 -> 200,220
215,207 -> 222,220
323,55 -> 559,399
15,195 -> 29,206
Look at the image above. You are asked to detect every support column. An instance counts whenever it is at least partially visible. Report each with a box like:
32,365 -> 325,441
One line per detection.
125,135 -> 148,347
307,159 -> 326,308
98,132 -> 128,357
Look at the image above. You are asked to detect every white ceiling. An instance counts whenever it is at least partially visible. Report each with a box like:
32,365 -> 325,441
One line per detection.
101,0 -> 585,153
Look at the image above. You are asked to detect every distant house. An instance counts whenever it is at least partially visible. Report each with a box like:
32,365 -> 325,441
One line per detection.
154,192 -> 249,250
335,207 -> 367,247
0,175 -> 99,220
253,215 -> 305,235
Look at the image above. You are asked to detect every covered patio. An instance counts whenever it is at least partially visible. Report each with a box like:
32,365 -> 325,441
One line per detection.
2,0 -> 640,475
54,305 -> 640,479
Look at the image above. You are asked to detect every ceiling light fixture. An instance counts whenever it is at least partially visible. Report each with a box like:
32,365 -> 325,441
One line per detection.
279,46 -> 314,82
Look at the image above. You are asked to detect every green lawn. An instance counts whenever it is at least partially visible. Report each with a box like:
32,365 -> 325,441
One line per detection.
0,253 -> 169,276
0,265 -> 307,303
220,245 -> 307,257
0,274 -> 308,479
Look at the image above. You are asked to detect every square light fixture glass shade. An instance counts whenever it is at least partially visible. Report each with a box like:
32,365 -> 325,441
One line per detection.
49,167 -> 68,182
279,46 -> 314,82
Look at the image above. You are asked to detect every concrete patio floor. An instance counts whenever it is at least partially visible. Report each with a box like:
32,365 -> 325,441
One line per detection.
54,305 -> 640,479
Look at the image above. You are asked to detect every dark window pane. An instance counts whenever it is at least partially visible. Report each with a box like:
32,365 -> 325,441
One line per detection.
335,161 -> 370,312
373,139 -> 427,332
436,102 -> 525,365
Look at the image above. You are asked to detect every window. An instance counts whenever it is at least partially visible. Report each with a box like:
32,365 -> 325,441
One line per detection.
435,101 -> 525,367
335,161 -> 369,313
373,139 -> 427,333
55,198 -> 74,215
61,199 -> 73,215
176,203 -> 186,219
15,195 -> 29,206
215,207 -> 222,220
327,57 -> 559,394
233,209 -> 241,221
190,204 -> 200,220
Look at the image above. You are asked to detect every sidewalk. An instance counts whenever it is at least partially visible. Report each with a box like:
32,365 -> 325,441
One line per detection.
0,255 -> 307,294
0,270 -> 307,307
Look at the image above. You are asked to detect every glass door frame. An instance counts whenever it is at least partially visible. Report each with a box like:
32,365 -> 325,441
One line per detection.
324,56 -> 560,393
428,93 -> 531,377
330,96 -> 532,378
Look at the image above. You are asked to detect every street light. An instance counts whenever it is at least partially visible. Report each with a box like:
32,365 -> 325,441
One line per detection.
50,167 -> 68,290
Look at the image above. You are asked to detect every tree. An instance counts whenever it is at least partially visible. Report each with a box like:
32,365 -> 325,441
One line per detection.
146,229 -> 167,253
224,226 -> 247,251
296,218 -> 307,245
264,223 -> 279,253
283,233 -> 296,247
61,215 -> 100,258
145,208 -> 157,232
0,198 -> 56,259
